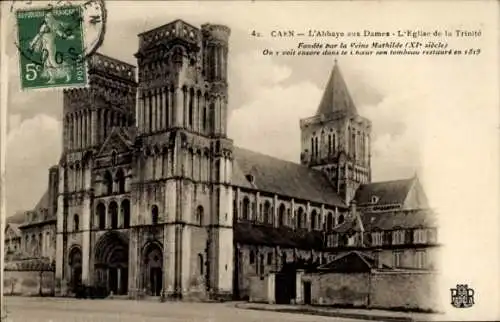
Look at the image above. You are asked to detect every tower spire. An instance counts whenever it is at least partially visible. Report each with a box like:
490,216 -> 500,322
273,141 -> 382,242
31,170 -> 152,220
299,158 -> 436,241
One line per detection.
315,61 -> 357,117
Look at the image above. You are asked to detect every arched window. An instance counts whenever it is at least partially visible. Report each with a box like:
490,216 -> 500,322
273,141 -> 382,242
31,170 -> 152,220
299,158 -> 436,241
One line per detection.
311,210 -> 317,230
116,168 -> 125,194
338,214 -> 345,225
267,253 -> 273,265
188,88 -> 194,127
121,199 -> 130,229
242,197 -> 250,220
104,171 -> 113,195
249,250 -> 255,264
315,137 -> 319,158
278,204 -> 286,226
97,203 -> 106,230
151,205 -> 159,225
327,212 -> 334,231
198,253 -> 204,275
263,201 -> 271,224
73,214 -> 79,232
233,199 -> 237,218
109,201 -> 118,229
202,106 -> 207,132
38,233 -> 42,255
310,137 -> 314,159
328,134 -> 332,155
297,208 -> 305,229
196,206 -> 204,226
287,209 -> 292,227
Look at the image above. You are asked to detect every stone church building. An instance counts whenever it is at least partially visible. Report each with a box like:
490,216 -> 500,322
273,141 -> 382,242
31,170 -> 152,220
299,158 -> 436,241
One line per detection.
6,19 -> 432,301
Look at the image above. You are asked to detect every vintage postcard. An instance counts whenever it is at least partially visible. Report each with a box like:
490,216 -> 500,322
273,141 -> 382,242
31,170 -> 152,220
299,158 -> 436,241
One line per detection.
0,1 -> 498,321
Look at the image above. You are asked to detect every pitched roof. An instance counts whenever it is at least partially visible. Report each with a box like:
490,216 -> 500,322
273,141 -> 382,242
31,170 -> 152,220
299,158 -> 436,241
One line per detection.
318,251 -> 391,272
97,126 -> 136,156
6,211 -> 25,224
315,61 -> 357,117
234,222 -> 324,249
361,209 -> 437,230
333,208 -> 437,233
232,147 -> 346,207
355,178 -> 415,207
34,190 -> 49,211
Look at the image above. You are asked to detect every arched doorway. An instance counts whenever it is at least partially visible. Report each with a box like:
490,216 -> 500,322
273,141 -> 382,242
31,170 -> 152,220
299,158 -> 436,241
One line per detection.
68,247 -> 82,292
94,232 -> 129,295
142,242 -> 163,296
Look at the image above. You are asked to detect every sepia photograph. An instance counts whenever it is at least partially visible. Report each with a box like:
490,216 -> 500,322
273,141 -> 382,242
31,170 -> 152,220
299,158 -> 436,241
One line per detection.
0,1 -> 498,321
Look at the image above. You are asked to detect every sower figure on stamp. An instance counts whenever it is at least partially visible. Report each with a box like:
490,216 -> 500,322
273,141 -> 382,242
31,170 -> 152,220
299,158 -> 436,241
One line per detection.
29,12 -> 74,84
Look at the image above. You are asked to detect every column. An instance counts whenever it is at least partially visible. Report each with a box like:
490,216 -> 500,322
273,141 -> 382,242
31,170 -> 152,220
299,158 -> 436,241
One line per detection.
152,90 -> 157,132
214,47 -> 219,80
174,88 -> 184,127
81,194 -> 91,285
169,88 -> 174,128
138,93 -> 144,132
183,88 -> 188,128
164,88 -> 170,128
90,110 -> 96,146
83,111 -> 87,148
159,89 -> 164,130
181,225 -> 191,294
193,92 -> 199,133
72,114 -> 76,149
290,198 -> 295,228
78,112 -> 82,149
144,93 -> 150,133
127,228 -> 139,298
198,94 -> 204,133
214,97 -> 219,135
55,165 -> 66,295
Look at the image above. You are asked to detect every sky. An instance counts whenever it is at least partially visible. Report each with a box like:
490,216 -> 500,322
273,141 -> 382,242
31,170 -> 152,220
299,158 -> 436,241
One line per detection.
2,1 -> 499,319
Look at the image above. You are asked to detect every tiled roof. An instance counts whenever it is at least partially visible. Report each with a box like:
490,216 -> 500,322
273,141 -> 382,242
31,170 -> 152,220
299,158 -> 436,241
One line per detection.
232,147 -> 346,207
315,62 -> 357,117
234,222 -> 324,249
355,178 -> 415,207
318,251 -> 391,272
362,209 -> 437,230
34,190 -> 49,211
333,209 -> 437,233
6,223 -> 21,237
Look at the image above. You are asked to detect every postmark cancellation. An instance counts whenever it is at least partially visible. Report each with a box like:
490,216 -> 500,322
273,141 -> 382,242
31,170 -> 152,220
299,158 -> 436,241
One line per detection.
12,0 -> 106,90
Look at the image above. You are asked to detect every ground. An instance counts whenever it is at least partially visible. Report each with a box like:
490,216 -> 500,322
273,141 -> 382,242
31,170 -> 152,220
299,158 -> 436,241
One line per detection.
2,297 -> 369,322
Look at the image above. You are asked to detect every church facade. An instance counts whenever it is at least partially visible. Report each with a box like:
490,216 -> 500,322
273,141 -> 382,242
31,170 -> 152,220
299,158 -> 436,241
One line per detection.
6,19 -> 433,301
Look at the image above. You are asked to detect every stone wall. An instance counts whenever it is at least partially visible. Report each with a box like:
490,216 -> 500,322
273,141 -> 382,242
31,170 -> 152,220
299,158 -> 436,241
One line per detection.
247,275 -> 272,303
3,271 -> 54,296
307,269 -> 439,311
308,272 -> 370,307
370,270 -> 439,311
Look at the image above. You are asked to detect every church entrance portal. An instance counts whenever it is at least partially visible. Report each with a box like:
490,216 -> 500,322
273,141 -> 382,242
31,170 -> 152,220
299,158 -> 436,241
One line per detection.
68,247 -> 82,293
94,232 -> 129,296
143,242 -> 163,296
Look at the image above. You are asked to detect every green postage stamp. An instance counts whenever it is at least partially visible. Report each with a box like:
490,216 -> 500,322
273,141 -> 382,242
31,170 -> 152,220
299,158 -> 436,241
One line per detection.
16,5 -> 88,90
